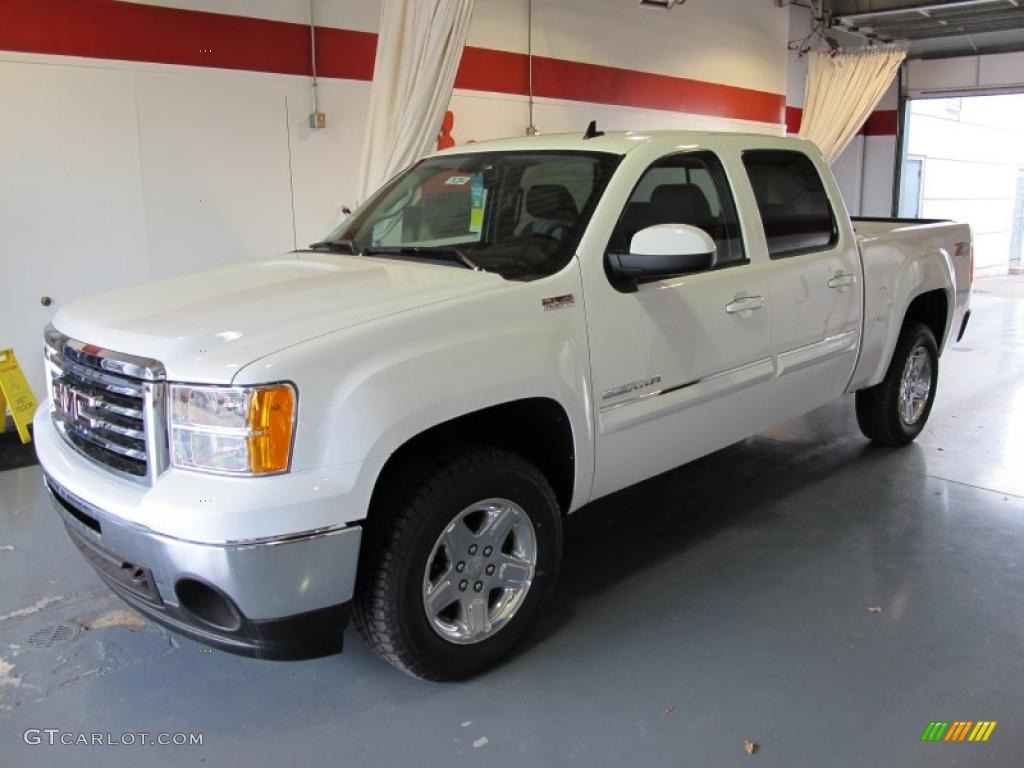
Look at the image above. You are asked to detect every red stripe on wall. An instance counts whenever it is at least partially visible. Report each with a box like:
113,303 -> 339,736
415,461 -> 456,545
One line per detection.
456,48 -> 784,124
316,26 -> 377,82
861,109 -> 898,136
0,0 -> 375,80
456,46 -> 531,96
785,106 -> 803,134
0,0 -> 784,125
785,106 -> 897,137
533,56 -> 783,124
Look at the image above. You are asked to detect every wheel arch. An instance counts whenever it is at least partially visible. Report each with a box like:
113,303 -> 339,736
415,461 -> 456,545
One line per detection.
903,288 -> 950,350
367,398 -> 578,520
850,242 -> 956,393
863,286 -> 951,390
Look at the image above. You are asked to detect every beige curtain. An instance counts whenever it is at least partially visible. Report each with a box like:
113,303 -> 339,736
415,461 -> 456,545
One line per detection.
356,0 -> 475,202
799,46 -> 906,164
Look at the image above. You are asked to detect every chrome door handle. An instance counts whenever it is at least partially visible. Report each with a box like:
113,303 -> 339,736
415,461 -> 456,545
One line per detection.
725,296 -> 766,316
828,273 -> 857,290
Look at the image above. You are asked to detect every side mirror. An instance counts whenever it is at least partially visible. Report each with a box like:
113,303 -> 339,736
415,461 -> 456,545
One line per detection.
607,224 -> 716,291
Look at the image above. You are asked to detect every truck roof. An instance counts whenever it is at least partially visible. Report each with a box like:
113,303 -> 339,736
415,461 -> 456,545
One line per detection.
432,130 -> 817,157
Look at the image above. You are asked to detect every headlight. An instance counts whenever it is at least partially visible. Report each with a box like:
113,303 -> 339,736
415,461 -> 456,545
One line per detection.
169,383 -> 296,475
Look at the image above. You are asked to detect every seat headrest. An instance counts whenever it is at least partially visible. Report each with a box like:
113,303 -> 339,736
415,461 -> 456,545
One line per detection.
526,184 -> 578,220
649,183 -> 712,222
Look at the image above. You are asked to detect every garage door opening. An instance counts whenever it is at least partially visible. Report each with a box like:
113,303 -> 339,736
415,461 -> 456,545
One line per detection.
899,93 -> 1024,276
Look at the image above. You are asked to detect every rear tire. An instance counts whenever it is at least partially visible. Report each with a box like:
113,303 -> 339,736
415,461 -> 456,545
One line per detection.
855,322 -> 939,446
353,448 -> 562,680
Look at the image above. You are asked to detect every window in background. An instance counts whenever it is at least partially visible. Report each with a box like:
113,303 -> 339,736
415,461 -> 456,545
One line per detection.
899,156 -> 925,218
1010,169 -> 1024,272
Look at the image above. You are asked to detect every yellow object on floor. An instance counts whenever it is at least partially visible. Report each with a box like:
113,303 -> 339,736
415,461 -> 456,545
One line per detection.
0,348 -> 38,444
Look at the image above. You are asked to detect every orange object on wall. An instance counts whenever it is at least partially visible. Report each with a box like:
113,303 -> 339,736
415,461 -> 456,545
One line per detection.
437,110 -> 456,150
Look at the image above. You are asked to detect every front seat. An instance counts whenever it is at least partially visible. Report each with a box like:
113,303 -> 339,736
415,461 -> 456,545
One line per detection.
647,183 -> 714,233
523,184 -> 579,242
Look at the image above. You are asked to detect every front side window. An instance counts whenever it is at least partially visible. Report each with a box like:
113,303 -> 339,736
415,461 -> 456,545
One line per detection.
742,150 -> 837,258
607,150 -> 746,268
322,151 -> 621,281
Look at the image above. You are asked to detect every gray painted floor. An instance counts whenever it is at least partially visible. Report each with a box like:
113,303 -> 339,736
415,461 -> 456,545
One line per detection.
2,289 -> 1023,768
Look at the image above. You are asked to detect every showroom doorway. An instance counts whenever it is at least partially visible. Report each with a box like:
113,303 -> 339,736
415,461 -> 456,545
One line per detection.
899,93 -> 1024,275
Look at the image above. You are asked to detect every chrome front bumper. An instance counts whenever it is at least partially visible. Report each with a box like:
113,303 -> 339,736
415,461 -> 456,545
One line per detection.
45,474 -> 362,660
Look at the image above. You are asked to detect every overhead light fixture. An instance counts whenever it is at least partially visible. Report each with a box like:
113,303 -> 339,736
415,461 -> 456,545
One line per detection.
640,0 -> 685,8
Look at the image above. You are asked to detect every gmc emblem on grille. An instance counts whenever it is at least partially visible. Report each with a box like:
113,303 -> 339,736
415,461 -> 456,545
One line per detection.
53,380 -> 95,424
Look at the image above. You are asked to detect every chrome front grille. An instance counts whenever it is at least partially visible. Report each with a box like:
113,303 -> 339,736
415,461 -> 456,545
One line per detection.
44,326 -> 168,484
52,364 -> 148,476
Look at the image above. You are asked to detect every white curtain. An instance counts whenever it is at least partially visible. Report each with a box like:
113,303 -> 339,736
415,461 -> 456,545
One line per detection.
356,0 -> 475,202
799,46 -> 906,164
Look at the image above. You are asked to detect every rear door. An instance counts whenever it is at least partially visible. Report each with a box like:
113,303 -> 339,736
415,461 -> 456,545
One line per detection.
740,149 -> 862,421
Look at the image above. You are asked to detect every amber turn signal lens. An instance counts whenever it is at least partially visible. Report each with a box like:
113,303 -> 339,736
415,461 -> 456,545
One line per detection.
246,384 -> 295,474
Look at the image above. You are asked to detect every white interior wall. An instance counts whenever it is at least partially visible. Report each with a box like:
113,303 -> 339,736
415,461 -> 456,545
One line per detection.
1,59 -> 150,395
907,52 -> 1024,96
449,92 -> 783,148
131,0 -> 790,89
472,0 -> 788,95
866,79 -> 899,219
1,0 -> 789,393
135,70 -> 296,277
830,138 -> 865,216
454,0 -> 788,142
861,134 -> 898,216
128,0 -> 383,30
0,52 -> 371,391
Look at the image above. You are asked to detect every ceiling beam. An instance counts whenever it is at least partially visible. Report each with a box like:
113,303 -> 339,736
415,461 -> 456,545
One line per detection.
830,0 -> 1017,23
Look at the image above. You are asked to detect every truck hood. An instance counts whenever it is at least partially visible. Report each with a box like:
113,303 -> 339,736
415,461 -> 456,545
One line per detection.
53,253 -> 507,383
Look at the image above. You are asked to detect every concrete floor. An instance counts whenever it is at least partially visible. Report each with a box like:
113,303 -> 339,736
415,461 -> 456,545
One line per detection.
2,287 -> 1023,768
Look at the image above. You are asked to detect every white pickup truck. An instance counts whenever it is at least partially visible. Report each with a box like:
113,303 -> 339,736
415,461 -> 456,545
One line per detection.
36,130 -> 972,679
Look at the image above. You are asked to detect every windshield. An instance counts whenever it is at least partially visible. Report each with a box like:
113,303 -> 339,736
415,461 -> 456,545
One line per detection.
321,150 -> 622,281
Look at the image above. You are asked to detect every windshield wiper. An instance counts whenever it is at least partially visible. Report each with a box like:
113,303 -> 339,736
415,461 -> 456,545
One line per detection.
362,245 -> 484,272
308,238 -> 359,254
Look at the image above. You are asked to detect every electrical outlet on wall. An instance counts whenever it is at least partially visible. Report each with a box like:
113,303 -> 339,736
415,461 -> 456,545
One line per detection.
309,112 -> 327,130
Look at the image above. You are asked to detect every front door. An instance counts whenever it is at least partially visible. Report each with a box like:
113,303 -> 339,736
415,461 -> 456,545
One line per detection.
584,148 -> 775,499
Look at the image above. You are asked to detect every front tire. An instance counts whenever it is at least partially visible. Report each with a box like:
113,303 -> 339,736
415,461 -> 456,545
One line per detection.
856,322 -> 939,446
353,448 -> 562,680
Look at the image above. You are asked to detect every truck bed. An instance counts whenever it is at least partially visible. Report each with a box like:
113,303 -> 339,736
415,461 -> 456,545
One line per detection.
847,216 -> 973,392
851,216 -> 951,237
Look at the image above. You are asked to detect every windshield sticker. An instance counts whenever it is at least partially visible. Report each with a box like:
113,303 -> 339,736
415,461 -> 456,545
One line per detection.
445,175 -> 472,186
469,173 -> 485,234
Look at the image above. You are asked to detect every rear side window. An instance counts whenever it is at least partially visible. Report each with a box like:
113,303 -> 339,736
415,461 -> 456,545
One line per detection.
742,150 -> 837,258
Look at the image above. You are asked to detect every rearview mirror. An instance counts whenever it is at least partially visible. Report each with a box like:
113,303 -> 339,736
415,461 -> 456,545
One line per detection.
607,224 -> 716,292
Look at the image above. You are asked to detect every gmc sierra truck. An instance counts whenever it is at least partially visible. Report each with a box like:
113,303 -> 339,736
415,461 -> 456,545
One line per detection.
36,130 -> 972,680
